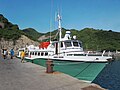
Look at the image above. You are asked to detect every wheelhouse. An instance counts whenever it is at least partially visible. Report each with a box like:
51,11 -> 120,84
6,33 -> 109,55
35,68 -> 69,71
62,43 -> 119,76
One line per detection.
52,40 -> 82,48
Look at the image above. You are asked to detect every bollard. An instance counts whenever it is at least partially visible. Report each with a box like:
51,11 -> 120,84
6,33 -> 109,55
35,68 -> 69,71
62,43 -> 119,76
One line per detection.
46,60 -> 54,73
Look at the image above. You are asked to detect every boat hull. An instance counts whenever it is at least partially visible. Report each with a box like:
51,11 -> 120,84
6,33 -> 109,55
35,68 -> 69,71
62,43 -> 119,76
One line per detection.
24,55 -> 112,62
25,58 -> 107,82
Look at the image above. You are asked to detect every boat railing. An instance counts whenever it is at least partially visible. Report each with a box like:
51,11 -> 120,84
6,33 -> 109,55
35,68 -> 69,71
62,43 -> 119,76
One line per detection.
85,51 -> 89,56
85,50 -> 113,57
102,50 -> 106,57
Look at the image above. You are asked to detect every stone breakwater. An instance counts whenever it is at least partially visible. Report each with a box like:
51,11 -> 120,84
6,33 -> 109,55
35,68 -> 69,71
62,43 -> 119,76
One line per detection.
0,35 -> 39,54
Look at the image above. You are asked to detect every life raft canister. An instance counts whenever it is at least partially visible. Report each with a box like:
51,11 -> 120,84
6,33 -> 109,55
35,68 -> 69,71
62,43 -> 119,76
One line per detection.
39,42 -> 50,49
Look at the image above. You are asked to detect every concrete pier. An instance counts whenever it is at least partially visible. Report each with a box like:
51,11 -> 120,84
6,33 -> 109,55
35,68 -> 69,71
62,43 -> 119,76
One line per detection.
0,55 -> 105,90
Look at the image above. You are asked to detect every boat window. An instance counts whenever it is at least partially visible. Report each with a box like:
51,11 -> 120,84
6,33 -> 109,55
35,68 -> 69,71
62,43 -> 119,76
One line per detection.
61,42 -> 63,47
35,52 -> 37,55
25,53 -> 28,56
79,42 -> 82,47
67,54 -> 73,56
38,52 -> 40,56
41,52 -> 44,56
73,41 -> 79,47
30,52 -> 32,55
32,52 -> 34,55
45,52 -> 48,56
74,54 -> 86,56
65,41 -> 72,47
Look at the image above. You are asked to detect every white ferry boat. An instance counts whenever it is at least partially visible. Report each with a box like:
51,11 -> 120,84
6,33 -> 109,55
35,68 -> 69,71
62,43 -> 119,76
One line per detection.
17,13 -> 113,62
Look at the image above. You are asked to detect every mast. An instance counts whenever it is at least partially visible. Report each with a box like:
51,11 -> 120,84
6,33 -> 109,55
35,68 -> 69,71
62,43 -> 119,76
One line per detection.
57,12 -> 62,41
56,11 -> 62,56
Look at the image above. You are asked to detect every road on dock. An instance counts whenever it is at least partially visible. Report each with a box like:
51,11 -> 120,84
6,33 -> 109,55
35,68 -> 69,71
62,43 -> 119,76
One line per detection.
0,54 -> 93,90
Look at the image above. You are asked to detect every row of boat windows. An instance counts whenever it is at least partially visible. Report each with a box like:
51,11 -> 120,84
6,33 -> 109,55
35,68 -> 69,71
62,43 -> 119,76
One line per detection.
57,41 -> 82,48
30,52 -> 48,56
30,52 -> 86,56
67,54 -> 86,56
67,54 -> 104,56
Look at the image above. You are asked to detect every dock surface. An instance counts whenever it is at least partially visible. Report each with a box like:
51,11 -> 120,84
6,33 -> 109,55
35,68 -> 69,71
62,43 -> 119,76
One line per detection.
0,55 -> 105,90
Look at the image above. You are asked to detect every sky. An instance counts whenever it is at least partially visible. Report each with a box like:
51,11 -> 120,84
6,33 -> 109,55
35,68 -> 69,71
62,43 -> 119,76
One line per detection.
0,0 -> 120,33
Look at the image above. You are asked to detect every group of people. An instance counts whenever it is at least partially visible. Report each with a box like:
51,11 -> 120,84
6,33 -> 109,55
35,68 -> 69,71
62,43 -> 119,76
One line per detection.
2,49 -> 25,63
2,48 -> 14,59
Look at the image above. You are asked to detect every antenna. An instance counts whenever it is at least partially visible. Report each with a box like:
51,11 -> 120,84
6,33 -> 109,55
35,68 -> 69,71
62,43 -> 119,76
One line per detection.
49,0 -> 54,42
57,11 -> 62,41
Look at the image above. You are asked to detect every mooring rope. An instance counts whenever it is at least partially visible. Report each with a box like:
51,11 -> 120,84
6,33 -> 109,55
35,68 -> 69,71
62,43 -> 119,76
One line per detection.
53,62 -> 85,65
74,63 -> 92,77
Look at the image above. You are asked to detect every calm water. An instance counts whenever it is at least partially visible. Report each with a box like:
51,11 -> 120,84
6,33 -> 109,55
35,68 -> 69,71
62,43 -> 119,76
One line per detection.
93,58 -> 120,90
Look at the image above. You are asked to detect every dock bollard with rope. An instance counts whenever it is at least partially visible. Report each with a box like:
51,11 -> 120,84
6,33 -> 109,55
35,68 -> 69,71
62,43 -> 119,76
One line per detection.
46,59 -> 54,73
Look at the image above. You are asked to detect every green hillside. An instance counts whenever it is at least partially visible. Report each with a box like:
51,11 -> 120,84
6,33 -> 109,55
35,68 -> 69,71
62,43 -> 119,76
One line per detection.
77,28 -> 120,51
0,14 -> 120,51
43,28 -> 120,51
0,14 -> 22,40
0,14 -> 39,41
22,28 -> 44,40
26,27 -> 120,51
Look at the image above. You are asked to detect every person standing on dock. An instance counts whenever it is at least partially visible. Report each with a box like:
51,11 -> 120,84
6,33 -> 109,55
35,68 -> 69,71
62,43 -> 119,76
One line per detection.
10,49 -> 14,59
20,50 -> 25,63
3,49 -> 7,59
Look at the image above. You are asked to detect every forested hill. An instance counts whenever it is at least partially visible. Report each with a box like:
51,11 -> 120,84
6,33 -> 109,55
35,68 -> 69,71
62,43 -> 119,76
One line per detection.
0,14 -> 120,51
71,28 -> 120,51
41,28 -> 120,51
0,14 -> 39,51
22,28 -> 44,40
0,14 -> 43,41
0,14 -> 21,40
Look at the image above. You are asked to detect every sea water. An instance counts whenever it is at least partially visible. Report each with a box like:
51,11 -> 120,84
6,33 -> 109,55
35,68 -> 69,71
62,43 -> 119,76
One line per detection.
92,58 -> 120,90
